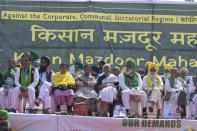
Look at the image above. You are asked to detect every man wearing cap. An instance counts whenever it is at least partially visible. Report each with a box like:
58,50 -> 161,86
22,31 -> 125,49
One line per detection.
0,59 -> 17,111
0,110 -> 15,131
142,63 -> 164,118
72,62 -> 84,78
163,64 -> 172,84
113,66 -> 120,78
12,53 -> 39,113
119,60 -> 148,118
145,61 -> 152,76
91,66 -> 100,81
29,51 -> 40,68
164,68 -> 184,119
34,56 -> 54,114
98,61 -> 105,74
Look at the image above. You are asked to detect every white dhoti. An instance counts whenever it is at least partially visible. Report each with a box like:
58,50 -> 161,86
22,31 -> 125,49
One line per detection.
12,86 -> 35,112
99,86 -> 117,103
0,87 -> 14,110
149,88 -> 162,109
122,89 -> 147,110
163,92 -> 179,119
186,94 -> 197,119
38,82 -> 52,109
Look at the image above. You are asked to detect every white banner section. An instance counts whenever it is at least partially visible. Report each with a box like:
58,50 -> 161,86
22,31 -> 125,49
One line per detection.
9,113 -> 57,131
8,114 -> 197,131
58,115 -> 197,131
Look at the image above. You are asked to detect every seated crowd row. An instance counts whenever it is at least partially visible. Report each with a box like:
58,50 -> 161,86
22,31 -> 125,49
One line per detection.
0,52 -> 196,119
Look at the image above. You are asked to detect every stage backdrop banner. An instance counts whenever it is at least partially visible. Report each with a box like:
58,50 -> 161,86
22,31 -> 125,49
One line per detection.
58,115 -> 196,131
9,113 -> 58,131
0,1 -> 197,74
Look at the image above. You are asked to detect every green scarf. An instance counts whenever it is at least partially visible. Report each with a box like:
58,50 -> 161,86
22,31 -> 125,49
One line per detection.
2,68 -> 17,84
20,65 -> 32,88
124,72 -> 138,89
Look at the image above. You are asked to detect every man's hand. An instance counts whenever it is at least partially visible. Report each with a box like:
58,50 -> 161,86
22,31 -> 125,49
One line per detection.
62,84 -> 67,90
4,85 -> 8,89
20,86 -> 26,92
98,85 -> 105,89
176,90 -> 181,93
148,89 -> 153,96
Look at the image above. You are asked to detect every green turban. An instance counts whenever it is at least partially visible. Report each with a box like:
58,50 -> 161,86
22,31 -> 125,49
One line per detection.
126,59 -> 136,69
29,51 -> 39,60
125,59 -> 138,89
75,62 -> 84,70
0,110 -> 9,119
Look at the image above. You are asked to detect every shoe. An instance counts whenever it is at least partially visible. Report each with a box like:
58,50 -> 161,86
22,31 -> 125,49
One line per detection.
67,106 -> 72,114
142,112 -> 148,119
44,109 -> 50,114
56,105 -> 61,112
29,108 -> 36,114
101,113 -> 108,117
35,98 -> 41,106
156,109 -> 161,119
176,107 -> 184,113
88,110 -> 92,116
9,108 -> 16,113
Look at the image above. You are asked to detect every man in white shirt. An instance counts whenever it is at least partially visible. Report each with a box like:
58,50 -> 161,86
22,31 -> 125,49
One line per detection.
12,53 -> 39,113
163,68 -> 183,118
142,63 -> 163,118
34,56 -> 54,114
119,60 -> 147,118
95,64 -> 118,117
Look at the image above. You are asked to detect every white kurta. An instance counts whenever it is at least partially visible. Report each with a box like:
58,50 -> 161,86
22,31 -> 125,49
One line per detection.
38,71 -> 54,109
75,74 -> 97,99
119,73 -> 147,110
142,75 -> 163,109
163,78 -> 183,118
12,68 -> 39,112
99,74 -> 118,103
186,77 -> 197,119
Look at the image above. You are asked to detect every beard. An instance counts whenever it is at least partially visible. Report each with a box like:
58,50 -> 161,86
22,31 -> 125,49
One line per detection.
0,122 -> 9,131
125,68 -> 133,75
163,72 -> 171,81
40,66 -> 47,73
148,71 -> 157,80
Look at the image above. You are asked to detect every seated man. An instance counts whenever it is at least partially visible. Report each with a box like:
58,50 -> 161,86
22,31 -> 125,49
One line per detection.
162,64 -> 172,84
72,62 -> 84,78
0,110 -> 15,131
53,64 -> 75,113
164,68 -> 184,119
0,59 -> 17,111
187,75 -> 197,119
91,66 -> 100,81
119,60 -> 147,118
29,51 -> 40,68
95,64 -> 118,117
113,66 -> 120,77
142,63 -> 163,118
75,65 -> 97,115
35,56 -> 54,114
12,53 -> 39,113
176,67 -> 189,119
